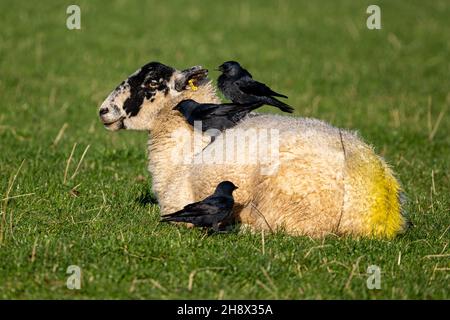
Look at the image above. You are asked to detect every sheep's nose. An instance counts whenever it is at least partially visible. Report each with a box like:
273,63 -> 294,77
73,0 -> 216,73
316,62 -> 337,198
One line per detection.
99,108 -> 109,116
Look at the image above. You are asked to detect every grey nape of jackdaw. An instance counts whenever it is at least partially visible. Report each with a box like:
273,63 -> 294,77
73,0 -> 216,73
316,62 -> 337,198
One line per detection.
160,181 -> 238,232
217,60 -> 294,113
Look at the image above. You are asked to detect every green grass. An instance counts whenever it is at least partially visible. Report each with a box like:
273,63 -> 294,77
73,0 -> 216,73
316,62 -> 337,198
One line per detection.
0,0 -> 449,299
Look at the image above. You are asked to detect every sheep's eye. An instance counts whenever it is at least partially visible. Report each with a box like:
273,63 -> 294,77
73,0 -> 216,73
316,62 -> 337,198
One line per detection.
147,80 -> 159,89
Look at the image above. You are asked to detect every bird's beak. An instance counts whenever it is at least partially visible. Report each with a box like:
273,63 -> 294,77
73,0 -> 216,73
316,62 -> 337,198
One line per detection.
172,106 -> 179,110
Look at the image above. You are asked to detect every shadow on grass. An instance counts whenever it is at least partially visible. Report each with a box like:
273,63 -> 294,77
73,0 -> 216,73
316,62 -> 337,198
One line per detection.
135,188 -> 159,206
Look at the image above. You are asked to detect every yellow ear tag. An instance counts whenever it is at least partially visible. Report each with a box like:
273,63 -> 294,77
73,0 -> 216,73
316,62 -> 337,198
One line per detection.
188,79 -> 198,91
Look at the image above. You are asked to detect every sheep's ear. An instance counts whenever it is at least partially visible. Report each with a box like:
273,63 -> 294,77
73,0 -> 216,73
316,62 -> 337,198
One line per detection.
174,66 -> 208,91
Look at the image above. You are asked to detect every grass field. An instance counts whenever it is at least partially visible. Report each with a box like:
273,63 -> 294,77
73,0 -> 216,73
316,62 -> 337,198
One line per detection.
0,0 -> 449,299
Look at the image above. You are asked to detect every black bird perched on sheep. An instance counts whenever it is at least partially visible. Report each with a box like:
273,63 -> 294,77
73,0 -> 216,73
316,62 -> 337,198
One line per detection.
217,61 -> 294,113
160,181 -> 238,232
173,99 -> 264,137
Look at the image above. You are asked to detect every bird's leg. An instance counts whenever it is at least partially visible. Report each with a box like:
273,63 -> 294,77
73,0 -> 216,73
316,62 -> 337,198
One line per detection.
209,223 -> 234,234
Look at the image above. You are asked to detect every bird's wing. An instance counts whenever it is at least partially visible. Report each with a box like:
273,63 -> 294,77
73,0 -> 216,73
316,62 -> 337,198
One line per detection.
190,103 -> 259,120
190,104 -> 222,120
237,79 -> 288,98
184,196 -> 233,214
241,69 -> 253,78
203,102 -> 263,117
162,199 -> 222,219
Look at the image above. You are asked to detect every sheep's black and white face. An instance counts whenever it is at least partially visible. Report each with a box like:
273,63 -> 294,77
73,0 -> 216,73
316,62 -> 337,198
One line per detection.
99,61 -> 208,131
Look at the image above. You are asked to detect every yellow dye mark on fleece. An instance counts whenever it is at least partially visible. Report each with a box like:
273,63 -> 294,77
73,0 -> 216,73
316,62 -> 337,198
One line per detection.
365,157 -> 404,238
188,79 -> 198,91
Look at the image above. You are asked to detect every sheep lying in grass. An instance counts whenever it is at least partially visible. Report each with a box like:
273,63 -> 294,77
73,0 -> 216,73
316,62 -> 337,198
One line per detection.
99,61 -> 408,238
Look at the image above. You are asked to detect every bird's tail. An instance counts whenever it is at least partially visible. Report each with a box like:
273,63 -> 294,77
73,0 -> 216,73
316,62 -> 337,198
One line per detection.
240,102 -> 265,112
160,210 -> 185,223
160,216 -> 176,223
160,215 -> 193,223
267,97 -> 294,113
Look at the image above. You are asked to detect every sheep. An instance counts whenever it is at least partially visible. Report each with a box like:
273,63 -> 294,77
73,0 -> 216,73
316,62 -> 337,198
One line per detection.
98,61 -> 409,238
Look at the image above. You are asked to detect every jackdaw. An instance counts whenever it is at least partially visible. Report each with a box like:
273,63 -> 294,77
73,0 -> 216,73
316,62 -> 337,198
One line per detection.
217,61 -> 294,113
173,99 -> 264,134
160,181 -> 238,232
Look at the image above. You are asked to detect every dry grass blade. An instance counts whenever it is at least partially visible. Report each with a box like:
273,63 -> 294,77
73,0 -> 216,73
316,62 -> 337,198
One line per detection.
64,143 -> 77,184
52,123 -> 68,147
261,230 -> 265,255
1,160 -> 25,245
428,99 -> 448,141
70,144 -> 90,180
439,225 -> 449,240
427,96 -> 432,134
30,236 -> 39,263
260,266 -> 278,298
431,170 -> 436,195
422,254 -> 450,259
150,279 -> 167,292
188,270 -> 197,291
1,192 -> 35,202
344,256 -> 364,290
303,245 -> 331,258
250,202 -> 273,232
256,279 -> 274,296
129,278 -> 137,293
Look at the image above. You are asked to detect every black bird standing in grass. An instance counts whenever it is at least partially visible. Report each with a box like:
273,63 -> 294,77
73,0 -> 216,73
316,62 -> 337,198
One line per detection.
160,181 -> 238,232
217,61 -> 294,113
173,99 -> 263,134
